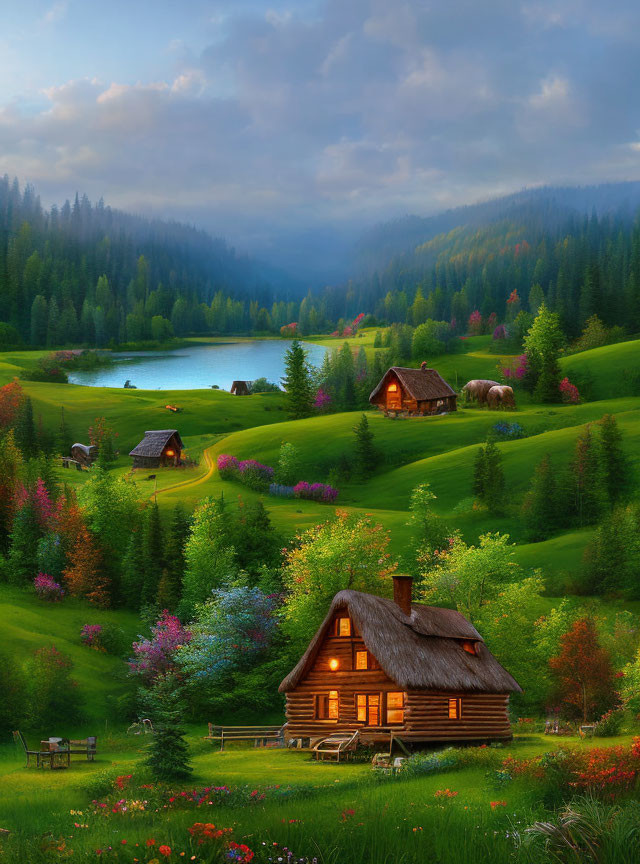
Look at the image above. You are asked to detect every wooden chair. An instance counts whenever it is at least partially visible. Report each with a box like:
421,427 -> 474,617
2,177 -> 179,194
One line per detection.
204,723 -> 285,751
13,732 -> 70,769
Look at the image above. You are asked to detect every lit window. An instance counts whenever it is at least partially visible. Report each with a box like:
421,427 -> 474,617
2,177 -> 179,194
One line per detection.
335,617 -> 351,637
386,692 -> 404,724
448,697 -> 462,719
355,650 -> 368,670
356,693 -> 380,725
165,449 -> 175,457
329,658 -> 339,671
316,691 -> 339,720
462,641 -> 477,655
387,383 -> 398,392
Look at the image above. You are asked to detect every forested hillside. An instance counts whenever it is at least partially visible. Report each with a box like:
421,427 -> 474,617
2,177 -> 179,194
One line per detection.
0,176 -> 302,348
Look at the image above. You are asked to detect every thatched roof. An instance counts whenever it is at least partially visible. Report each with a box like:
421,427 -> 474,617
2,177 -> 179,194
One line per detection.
230,380 -> 250,394
129,430 -> 183,458
279,590 -> 521,694
370,366 -> 457,402
71,443 -> 96,457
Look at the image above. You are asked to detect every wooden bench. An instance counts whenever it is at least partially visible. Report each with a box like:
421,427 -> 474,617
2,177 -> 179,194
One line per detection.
52,737 -> 98,761
203,723 -> 285,751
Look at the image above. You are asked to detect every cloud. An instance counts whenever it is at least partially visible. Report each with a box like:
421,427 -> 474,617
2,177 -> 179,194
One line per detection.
1,0 -> 640,258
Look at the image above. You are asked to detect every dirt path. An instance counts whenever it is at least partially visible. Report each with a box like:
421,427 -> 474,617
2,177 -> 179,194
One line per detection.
151,445 -> 216,500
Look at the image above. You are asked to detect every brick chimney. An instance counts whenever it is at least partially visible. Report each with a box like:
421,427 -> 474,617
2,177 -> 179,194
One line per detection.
420,361 -> 428,371
393,574 -> 413,616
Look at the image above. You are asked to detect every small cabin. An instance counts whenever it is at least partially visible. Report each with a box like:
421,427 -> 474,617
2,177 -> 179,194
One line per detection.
369,363 -> 457,416
70,443 -> 98,468
129,429 -> 184,469
230,380 -> 250,395
279,576 -> 520,749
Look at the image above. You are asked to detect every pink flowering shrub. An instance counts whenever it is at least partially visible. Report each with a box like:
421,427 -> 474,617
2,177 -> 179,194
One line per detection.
314,388 -> 332,411
559,377 -> 580,404
34,572 -> 64,602
493,324 -> 506,340
280,322 -> 298,337
81,624 -> 104,650
293,481 -> 339,503
468,310 -> 483,335
501,354 -> 528,381
237,459 -> 274,491
129,611 -> 192,683
217,454 -> 239,478
351,312 -> 366,331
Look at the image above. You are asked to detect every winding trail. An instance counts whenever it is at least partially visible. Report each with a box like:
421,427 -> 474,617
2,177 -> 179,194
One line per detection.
150,444 -> 216,501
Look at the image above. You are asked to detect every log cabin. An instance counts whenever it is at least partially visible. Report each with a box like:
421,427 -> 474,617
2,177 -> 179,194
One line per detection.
369,362 -> 457,416
279,575 -> 520,750
70,442 -> 98,467
129,429 -> 184,469
230,380 -> 251,395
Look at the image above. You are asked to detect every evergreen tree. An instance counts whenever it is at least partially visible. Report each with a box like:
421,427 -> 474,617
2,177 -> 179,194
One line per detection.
14,396 -> 38,458
121,532 -> 145,610
473,439 -> 505,514
282,339 -> 314,419
405,483 -> 450,574
142,501 -> 164,605
523,302 -> 564,402
63,524 -> 109,606
598,414 -> 629,503
56,407 -> 74,457
570,424 -> 608,526
522,454 -> 557,540
7,501 -> 41,583
233,499 -> 281,577
143,672 -> 192,781
163,503 -> 190,609
353,414 -> 376,479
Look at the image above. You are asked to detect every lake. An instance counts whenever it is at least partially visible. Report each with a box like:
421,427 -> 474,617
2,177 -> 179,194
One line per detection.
67,340 -> 328,391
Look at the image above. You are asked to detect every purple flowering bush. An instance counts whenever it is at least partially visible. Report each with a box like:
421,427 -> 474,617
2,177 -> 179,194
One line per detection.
129,610 -> 192,684
293,481 -> 339,503
237,459 -> 274,491
34,572 -> 64,602
81,624 -> 104,650
217,454 -> 239,478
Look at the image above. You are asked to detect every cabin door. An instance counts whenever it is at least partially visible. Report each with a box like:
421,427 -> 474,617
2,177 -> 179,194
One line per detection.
386,382 -> 401,410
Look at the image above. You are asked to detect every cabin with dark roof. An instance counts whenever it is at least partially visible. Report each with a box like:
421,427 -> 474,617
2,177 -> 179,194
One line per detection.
279,575 -> 520,749
369,362 -> 457,416
129,430 -> 184,469
230,380 -> 250,395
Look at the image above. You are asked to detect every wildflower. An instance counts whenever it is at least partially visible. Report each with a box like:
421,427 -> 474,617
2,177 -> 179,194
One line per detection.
490,801 -> 507,809
159,846 -> 172,857
147,838 -> 156,846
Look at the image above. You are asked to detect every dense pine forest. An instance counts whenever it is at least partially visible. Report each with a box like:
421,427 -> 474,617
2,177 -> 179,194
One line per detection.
3,178 -> 640,349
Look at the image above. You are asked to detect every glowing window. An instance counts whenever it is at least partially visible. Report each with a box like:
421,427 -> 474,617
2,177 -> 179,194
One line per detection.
335,617 -> 351,637
356,693 -> 380,725
462,641 -> 477,656
386,692 -> 404,724
316,691 -> 339,720
355,650 -> 368,670
448,697 -> 462,720
165,449 -> 175,457
387,383 -> 398,392
356,694 -> 367,722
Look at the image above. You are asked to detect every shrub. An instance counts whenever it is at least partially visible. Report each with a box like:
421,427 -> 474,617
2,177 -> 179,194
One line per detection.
217,454 -> 239,478
80,623 -> 126,655
249,377 -> 280,393
559,376 -> 580,404
293,481 -> 339,503
594,708 -> 625,737
269,483 -> 295,498
33,572 -> 65,602
492,421 -> 525,440
237,459 -> 274,491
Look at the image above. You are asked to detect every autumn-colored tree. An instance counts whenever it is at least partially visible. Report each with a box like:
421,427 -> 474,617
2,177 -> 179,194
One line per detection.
63,524 -> 109,607
549,617 -> 616,722
282,510 -> 397,649
0,380 -> 23,429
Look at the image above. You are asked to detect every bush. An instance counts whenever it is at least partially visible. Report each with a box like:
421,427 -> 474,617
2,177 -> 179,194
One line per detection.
293,481 -> 339,503
492,421 -> 525,440
249,377 -> 280,393
217,454 -> 239,478
80,623 -> 126,656
594,708 -> 625,737
33,572 -> 65,602
237,459 -> 274,491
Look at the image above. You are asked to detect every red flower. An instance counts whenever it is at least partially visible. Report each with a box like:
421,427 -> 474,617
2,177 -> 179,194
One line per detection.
159,845 -> 172,857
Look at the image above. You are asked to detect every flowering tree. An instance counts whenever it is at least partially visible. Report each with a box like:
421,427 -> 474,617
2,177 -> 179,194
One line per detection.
130,610 -> 192,684
177,584 -> 278,684
314,387 -> 332,412
282,510 -> 397,648
559,377 -> 580,404
549,616 -> 616,722
468,310 -> 483,335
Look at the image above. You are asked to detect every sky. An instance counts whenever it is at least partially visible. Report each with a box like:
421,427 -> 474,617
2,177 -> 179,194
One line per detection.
1,0 -> 639,267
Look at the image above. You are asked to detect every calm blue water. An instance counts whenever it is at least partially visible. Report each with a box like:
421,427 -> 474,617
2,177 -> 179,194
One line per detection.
68,340 -> 328,391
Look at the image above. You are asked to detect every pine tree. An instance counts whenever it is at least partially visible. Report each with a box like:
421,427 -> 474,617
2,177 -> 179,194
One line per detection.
56,407 -> 74,457
353,414 -> 376,479
522,454 -> 557,540
163,503 -> 190,609
14,396 -> 38,458
142,501 -> 164,606
144,672 -> 192,781
7,501 -> 41,583
524,302 -> 564,402
571,424 -> 608,526
598,414 -> 628,503
282,339 -> 314,419
483,438 -> 505,514
121,532 -> 145,609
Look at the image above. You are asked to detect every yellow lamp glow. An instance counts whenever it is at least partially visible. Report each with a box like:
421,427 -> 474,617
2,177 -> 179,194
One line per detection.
165,449 -> 175,457
329,658 -> 339,671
